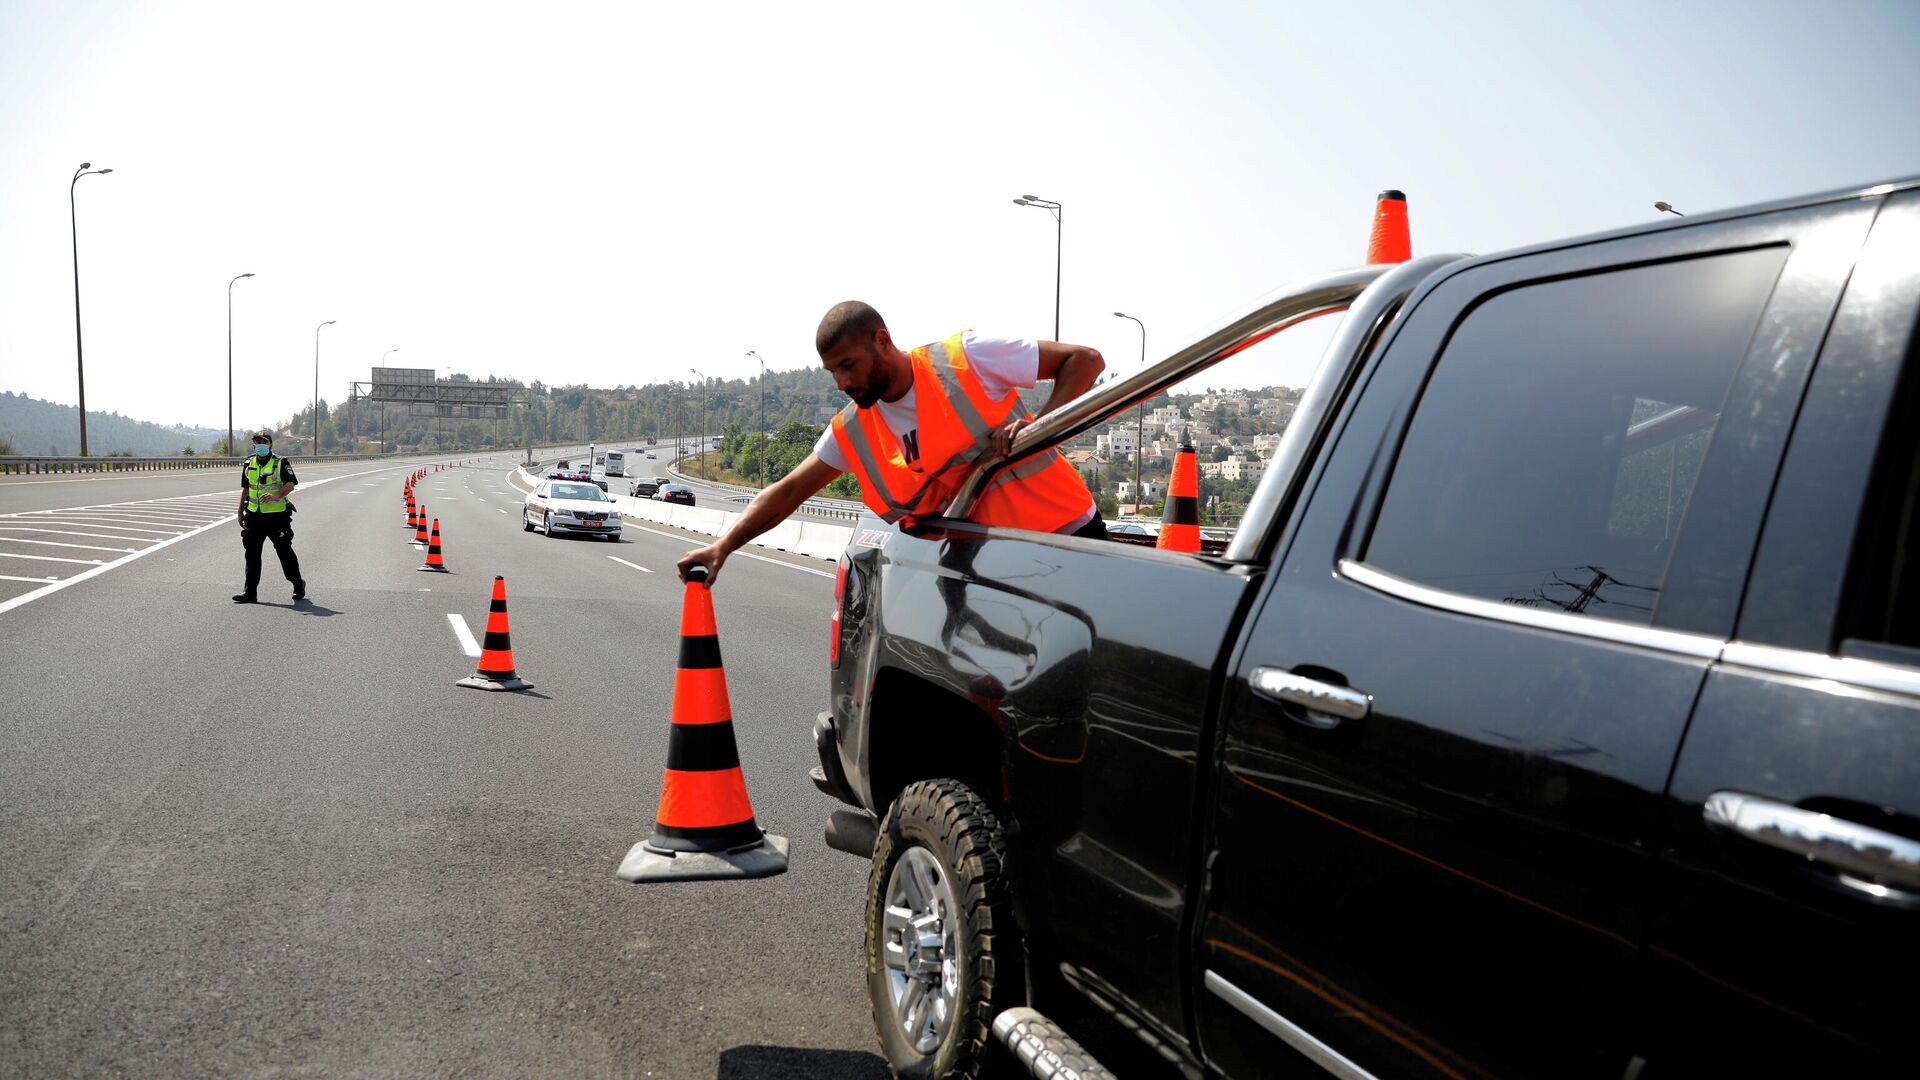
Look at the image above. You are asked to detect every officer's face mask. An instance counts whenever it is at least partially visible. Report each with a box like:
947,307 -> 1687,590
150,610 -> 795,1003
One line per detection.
252,444 -> 270,457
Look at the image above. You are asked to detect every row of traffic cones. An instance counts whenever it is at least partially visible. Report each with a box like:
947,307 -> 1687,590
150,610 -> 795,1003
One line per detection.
402,474 -> 447,571
402,465 -> 780,879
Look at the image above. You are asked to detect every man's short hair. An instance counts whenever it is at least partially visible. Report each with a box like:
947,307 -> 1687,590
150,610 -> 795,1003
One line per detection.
816,301 -> 887,357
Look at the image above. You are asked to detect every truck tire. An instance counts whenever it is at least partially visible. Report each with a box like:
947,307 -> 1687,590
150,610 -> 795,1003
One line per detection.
866,779 -> 1019,1079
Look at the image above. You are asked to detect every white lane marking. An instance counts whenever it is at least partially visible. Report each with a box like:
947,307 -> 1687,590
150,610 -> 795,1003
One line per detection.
0,551 -> 103,565
0,537 -> 135,553
0,463 -> 404,618
496,508 -> 507,514
447,613 -> 481,657
0,574 -> 59,583
24,518 -> 177,536
0,526 -> 170,543
608,556 -> 654,573
619,522 -> 834,578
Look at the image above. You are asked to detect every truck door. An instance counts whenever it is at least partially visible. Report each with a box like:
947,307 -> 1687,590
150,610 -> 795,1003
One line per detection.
1194,199 -> 1875,1079
1640,188 -> 1920,1072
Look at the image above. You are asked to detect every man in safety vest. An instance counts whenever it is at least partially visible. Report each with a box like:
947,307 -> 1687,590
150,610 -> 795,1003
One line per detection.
233,429 -> 307,604
676,301 -> 1106,583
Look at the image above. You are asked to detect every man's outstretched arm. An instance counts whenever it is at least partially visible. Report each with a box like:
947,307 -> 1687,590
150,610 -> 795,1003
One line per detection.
675,454 -> 844,583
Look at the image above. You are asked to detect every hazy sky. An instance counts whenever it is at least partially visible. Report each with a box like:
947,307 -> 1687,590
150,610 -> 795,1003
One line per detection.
3,0 -> 1916,433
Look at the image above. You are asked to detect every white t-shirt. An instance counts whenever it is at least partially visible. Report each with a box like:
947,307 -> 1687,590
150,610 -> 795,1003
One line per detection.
812,332 -> 1040,472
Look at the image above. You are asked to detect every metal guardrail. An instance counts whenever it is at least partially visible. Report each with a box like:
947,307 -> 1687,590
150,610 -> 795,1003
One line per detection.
665,456 -> 868,522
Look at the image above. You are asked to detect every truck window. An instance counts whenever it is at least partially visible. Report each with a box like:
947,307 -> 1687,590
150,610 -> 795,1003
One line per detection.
1841,344 -> 1920,662
1363,247 -> 1789,625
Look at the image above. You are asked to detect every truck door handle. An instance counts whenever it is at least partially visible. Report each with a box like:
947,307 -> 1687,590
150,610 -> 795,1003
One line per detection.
1250,667 -> 1371,729
1704,791 -> 1920,898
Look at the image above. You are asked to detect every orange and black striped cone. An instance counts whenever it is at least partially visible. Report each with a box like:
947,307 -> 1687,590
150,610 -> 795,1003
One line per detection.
417,518 -> 449,572
406,497 -> 418,531
457,576 -> 532,691
617,565 -> 789,883
1157,444 -> 1202,553
1366,189 -> 1411,265
414,504 -> 430,546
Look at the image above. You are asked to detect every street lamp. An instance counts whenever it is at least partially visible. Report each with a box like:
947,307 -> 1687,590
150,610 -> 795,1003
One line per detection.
369,348 -> 398,454
227,273 -> 255,457
690,368 -> 706,460
70,162 -> 113,457
1115,312 -> 1147,514
746,349 -> 767,487
313,320 -> 336,453
1654,201 -> 1685,217
1012,194 -> 1063,339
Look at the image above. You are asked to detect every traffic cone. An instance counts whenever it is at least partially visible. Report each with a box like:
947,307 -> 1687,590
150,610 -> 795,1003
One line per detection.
457,576 -> 533,691
417,518 -> 449,572
1366,189 -> 1411,265
414,503 -> 429,545
406,497 -> 418,531
618,565 -> 789,883
1157,444 -> 1201,553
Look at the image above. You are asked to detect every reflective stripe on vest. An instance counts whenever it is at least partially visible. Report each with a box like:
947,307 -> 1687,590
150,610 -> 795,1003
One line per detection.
245,456 -> 289,513
831,333 -> 1092,531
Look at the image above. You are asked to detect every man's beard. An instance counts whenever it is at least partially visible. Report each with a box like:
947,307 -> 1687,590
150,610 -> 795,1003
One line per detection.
848,386 -> 882,408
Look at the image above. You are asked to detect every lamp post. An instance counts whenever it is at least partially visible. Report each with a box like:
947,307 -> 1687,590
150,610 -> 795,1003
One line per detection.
313,320 -> 336,453
746,349 -> 767,487
1654,201 -> 1685,217
70,163 -> 113,457
690,368 -> 708,463
1115,312 -> 1147,514
1012,194 -> 1063,339
227,272 -> 255,456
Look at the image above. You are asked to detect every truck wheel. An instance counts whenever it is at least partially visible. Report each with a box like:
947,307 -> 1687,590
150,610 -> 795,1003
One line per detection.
866,779 -> 1018,1079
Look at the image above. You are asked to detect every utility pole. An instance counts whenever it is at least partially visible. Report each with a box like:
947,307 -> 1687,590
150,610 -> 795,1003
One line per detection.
313,320 -> 336,453
747,350 -> 767,486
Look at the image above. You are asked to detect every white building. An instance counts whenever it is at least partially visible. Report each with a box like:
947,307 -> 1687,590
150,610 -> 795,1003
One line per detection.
1116,480 -> 1161,503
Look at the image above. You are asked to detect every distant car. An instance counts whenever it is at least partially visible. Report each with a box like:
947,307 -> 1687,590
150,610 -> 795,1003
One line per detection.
523,479 -> 621,540
1107,522 -> 1157,537
654,484 -> 695,506
645,453 -> 656,459
629,479 -> 661,498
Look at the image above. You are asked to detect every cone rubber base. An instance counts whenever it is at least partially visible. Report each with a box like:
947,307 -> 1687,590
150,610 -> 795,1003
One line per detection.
457,674 -> 534,692
417,564 -> 450,573
616,832 -> 790,883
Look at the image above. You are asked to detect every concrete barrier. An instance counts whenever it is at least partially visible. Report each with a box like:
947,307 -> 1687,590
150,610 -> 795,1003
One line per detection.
597,489 -> 851,562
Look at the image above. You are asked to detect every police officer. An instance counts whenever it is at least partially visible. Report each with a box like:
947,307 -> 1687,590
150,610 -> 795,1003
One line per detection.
233,429 -> 306,604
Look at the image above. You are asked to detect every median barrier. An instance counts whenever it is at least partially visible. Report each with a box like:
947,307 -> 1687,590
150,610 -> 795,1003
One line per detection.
757,520 -> 805,553
793,519 -> 854,562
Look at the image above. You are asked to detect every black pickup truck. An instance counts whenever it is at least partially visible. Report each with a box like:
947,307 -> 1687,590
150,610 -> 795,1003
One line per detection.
811,179 -> 1920,1079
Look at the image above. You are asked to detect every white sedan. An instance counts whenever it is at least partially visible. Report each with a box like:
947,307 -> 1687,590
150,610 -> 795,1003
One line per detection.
524,479 -> 622,541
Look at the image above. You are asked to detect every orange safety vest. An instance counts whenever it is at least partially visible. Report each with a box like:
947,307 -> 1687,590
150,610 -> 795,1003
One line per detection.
830,333 -> 1094,532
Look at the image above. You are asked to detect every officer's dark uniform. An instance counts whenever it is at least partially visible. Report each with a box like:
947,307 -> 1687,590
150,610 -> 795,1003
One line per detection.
234,442 -> 306,603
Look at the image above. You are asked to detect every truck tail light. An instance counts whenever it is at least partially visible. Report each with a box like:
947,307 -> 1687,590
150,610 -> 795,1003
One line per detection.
829,556 -> 848,667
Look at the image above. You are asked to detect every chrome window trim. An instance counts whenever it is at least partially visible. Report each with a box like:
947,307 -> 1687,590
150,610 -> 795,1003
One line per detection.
945,263 -> 1397,519
1337,559 -> 1724,660
1227,254 -> 1467,561
1338,559 -> 1920,699
1204,970 -> 1377,1080
1720,641 -> 1920,700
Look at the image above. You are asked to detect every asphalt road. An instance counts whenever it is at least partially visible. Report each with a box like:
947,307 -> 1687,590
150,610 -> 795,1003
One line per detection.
0,455 -> 886,1077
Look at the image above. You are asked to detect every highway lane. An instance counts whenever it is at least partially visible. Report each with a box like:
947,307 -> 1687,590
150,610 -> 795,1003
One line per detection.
0,455 -> 513,607
0,456 -> 883,1077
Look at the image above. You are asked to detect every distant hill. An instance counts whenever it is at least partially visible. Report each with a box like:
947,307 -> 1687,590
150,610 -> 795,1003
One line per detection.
0,391 -> 231,457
